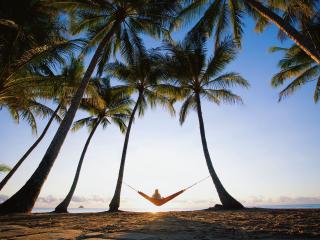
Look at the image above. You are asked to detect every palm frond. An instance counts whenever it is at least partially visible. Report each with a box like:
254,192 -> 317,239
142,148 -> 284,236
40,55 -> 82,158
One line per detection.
179,95 -> 196,125
204,72 -> 249,89
202,37 -> 237,81
278,65 -> 320,101
204,89 -> 243,105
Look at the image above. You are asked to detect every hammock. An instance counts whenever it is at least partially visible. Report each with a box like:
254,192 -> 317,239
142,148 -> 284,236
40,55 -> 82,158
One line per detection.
124,176 -> 210,206
138,190 -> 185,206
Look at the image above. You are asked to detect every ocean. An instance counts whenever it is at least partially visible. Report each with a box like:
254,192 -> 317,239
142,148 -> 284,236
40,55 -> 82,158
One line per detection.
32,204 -> 320,213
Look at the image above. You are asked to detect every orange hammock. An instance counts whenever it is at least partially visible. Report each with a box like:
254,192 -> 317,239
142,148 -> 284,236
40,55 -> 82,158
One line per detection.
124,176 -> 210,206
138,190 -> 185,206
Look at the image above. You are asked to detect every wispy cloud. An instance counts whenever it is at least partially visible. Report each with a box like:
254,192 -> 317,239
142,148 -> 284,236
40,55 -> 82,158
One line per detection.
245,195 -> 320,206
35,195 -> 110,208
0,194 -> 110,208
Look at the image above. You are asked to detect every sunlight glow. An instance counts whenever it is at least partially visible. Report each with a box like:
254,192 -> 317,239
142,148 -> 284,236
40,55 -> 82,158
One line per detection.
134,200 -> 160,212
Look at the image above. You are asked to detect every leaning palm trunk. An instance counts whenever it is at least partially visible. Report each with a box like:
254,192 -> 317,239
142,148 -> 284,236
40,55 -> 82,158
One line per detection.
195,93 -> 243,209
109,94 -> 141,212
54,119 -> 101,213
0,104 -> 61,192
0,22 -> 120,214
245,0 -> 320,65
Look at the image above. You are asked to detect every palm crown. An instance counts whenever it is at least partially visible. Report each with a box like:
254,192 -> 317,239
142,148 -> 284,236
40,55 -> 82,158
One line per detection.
74,78 -> 132,133
61,0 -> 181,75
106,49 -> 175,116
162,35 -> 249,123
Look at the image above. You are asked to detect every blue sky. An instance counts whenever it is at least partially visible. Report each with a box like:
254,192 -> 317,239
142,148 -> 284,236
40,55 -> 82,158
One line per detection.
0,18 -> 319,211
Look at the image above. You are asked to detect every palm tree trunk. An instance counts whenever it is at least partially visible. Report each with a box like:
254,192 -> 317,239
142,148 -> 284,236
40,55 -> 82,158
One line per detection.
109,94 -> 141,212
0,104 -> 61,192
195,93 -> 243,209
0,21 -> 120,214
245,0 -> 320,65
54,119 -> 101,213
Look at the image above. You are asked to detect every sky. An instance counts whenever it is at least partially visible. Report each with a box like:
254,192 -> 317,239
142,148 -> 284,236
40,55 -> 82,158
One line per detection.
0,17 -> 319,212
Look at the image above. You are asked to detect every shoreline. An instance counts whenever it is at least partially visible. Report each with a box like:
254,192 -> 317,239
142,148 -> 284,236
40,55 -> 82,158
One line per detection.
29,203 -> 320,214
1,208 -> 319,239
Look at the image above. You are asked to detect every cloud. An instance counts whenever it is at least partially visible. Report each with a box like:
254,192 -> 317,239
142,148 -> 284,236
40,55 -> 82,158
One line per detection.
0,194 -> 111,208
70,196 -> 87,203
86,195 -> 106,203
37,195 -> 60,204
71,195 -> 106,204
278,196 -> 320,205
35,195 -> 110,208
246,195 -> 320,206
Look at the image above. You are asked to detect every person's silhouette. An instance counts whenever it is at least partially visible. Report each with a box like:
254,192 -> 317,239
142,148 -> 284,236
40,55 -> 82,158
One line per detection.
152,189 -> 162,200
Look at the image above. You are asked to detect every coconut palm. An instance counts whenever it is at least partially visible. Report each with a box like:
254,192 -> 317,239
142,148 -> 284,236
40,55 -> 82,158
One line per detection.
161,35 -> 249,209
54,79 -> 131,213
106,49 -> 175,212
0,58 -> 91,192
0,0 -> 180,214
175,0 -> 320,64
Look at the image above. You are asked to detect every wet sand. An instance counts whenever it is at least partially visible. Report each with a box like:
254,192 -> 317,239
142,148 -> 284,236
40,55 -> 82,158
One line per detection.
0,208 -> 319,239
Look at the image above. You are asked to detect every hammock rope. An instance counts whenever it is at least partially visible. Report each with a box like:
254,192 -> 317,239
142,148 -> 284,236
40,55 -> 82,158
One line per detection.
123,176 -> 210,206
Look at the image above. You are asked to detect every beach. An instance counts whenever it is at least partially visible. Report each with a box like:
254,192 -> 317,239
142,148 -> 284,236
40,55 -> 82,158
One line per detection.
1,208 -> 319,239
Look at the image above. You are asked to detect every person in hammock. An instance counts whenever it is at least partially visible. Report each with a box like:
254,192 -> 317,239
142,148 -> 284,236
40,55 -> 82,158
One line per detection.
152,189 -> 162,200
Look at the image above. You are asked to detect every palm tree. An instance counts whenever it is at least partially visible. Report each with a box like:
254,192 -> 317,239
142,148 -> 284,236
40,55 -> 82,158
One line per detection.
271,45 -> 320,102
161,35 -> 249,209
54,79 -> 131,213
0,58 -> 90,192
106,49 -> 175,212
175,0 -> 320,64
0,0 -> 180,214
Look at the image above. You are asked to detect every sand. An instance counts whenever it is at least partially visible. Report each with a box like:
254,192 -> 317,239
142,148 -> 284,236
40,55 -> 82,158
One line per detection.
0,208 -> 319,239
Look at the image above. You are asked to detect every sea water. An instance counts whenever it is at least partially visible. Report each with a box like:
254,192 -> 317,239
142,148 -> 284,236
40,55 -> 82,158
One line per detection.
32,204 -> 320,213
